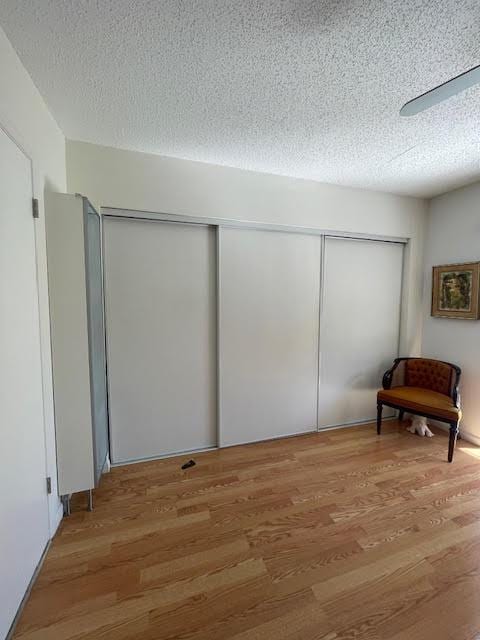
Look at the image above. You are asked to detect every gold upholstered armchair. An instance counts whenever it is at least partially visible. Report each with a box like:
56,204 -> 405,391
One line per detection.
377,357 -> 462,462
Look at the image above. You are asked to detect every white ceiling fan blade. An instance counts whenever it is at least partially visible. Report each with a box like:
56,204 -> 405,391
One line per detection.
400,64 -> 480,117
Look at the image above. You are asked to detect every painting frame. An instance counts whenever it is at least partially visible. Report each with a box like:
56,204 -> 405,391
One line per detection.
432,261 -> 480,320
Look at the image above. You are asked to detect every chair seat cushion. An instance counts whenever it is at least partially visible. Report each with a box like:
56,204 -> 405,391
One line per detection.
378,386 -> 461,422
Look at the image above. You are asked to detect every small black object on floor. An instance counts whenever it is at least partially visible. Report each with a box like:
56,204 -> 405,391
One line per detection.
181,459 -> 196,470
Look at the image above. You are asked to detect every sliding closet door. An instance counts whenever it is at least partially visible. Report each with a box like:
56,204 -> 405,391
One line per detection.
220,228 -> 320,447
103,218 -> 216,463
318,237 -> 403,428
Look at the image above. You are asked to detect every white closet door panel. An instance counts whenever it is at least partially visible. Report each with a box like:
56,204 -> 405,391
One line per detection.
220,228 -> 320,447
0,129 -> 49,638
319,238 -> 403,428
103,218 -> 216,463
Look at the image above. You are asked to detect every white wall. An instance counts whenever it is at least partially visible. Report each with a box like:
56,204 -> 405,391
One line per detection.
67,140 -> 428,357
423,182 -> 480,444
0,26 -> 66,534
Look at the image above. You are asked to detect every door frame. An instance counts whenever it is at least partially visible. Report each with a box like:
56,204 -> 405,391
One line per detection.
102,215 -> 218,464
317,235 -> 405,430
0,123 -> 51,514
102,206 -> 408,243
102,206 -> 409,463
0,119 -> 61,536
0,123 -> 52,639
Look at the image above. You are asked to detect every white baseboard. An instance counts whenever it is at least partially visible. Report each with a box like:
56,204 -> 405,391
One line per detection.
6,540 -> 51,640
52,501 -> 63,534
318,416 -> 396,432
429,420 -> 480,447
460,429 -> 480,446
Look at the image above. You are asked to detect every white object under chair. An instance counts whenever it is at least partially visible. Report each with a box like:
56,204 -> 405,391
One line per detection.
407,415 -> 434,438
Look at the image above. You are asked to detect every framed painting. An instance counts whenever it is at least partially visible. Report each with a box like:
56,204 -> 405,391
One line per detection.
432,262 -> 480,319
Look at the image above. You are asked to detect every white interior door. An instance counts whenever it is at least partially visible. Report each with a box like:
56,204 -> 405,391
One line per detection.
103,218 -> 217,463
220,228 -> 320,447
318,237 -> 403,428
0,129 -> 50,638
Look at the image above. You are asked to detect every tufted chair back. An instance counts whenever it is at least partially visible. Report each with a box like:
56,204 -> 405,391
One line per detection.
404,358 -> 453,396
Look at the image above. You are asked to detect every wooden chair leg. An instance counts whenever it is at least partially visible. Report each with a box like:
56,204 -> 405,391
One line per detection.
398,409 -> 405,422
448,421 -> 459,463
377,403 -> 383,435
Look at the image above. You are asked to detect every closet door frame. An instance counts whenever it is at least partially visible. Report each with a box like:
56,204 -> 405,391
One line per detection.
102,207 -> 409,458
218,226 -> 321,447
102,215 -> 220,463
317,235 -> 405,431
83,199 -> 110,482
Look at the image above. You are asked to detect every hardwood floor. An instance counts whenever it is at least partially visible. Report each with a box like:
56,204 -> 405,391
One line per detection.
13,421 -> 480,640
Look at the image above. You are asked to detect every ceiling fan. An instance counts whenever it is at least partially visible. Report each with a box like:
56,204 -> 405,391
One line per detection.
400,63 -> 480,116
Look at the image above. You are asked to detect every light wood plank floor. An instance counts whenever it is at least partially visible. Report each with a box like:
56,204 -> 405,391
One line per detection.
13,421 -> 480,640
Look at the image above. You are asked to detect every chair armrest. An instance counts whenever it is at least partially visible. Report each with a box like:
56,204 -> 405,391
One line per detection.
453,384 -> 461,409
449,364 -> 462,408
382,359 -> 402,390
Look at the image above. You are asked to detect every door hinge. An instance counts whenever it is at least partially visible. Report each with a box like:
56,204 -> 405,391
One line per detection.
32,198 -> 39,219
46,477 -> 52,494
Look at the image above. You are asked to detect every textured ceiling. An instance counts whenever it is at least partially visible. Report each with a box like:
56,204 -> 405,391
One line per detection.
1,0 -> 480,197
